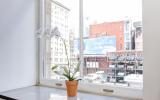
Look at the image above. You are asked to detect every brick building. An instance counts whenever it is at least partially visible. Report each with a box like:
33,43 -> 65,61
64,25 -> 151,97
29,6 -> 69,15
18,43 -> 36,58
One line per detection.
89,21 -> 125,51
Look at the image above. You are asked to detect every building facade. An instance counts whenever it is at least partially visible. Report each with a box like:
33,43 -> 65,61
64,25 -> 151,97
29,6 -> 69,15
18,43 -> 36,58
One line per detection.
89,21 -> 125,51
133,21 -> 143,51
50,1 -> 70,67
124,20 -> 132,50
89,21 -> 133,51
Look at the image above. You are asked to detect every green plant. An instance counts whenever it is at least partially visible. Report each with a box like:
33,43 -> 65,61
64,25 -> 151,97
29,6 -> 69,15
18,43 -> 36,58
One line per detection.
51,35 -> 81,81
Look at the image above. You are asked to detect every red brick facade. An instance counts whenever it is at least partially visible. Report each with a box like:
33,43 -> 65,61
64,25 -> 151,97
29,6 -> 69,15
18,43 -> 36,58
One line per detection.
89,21 -> 124,50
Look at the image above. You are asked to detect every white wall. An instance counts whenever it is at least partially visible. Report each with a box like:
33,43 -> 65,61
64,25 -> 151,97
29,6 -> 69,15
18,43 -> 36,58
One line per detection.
143,0 -> 160,100
0,0 -> 38,92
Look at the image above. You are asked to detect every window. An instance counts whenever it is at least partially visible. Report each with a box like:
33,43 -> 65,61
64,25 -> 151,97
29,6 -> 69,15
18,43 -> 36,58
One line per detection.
39,0 -> 143,97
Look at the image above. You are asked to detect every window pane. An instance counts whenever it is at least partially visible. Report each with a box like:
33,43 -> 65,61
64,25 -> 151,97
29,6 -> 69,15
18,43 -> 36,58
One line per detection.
47,0 -> 143,89
81,0 -> 143,88
49,0 -> 80,80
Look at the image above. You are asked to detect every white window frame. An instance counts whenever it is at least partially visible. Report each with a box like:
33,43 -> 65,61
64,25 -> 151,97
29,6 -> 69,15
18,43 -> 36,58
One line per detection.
38,0 -> 143,99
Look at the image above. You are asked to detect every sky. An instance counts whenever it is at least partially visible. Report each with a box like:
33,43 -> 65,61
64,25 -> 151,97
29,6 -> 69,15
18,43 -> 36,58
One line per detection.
83,0 -> 142,22
55,0 -> 142,35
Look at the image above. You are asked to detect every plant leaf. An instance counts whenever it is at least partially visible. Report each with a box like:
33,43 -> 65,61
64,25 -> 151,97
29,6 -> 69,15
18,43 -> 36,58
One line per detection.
71,61 -> 81,78
62,66 -> 69,75
51,65 -> 58,71
63,73 -> 70,80
54,71 -> 62,75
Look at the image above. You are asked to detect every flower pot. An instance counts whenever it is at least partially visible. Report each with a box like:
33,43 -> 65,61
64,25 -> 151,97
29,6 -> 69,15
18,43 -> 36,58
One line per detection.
65,80 -> 78,97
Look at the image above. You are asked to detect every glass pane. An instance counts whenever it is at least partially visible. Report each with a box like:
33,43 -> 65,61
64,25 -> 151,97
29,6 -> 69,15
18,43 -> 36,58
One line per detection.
81,0 -> 143,88
49,0 -> 80,80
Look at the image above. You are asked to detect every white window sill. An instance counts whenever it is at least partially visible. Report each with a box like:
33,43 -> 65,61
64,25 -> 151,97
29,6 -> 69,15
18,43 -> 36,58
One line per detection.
40,79 -> 143,100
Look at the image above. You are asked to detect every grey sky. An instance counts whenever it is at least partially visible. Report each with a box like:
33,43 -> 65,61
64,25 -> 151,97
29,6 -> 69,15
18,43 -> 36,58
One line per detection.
55,0 -> 142,34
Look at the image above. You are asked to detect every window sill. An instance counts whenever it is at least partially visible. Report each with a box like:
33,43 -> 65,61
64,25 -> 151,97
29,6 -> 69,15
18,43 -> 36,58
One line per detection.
40,79 -> 143,100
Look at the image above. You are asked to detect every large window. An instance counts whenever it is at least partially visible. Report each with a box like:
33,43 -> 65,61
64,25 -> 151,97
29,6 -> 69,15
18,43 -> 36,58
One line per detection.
42,0 -> 143,90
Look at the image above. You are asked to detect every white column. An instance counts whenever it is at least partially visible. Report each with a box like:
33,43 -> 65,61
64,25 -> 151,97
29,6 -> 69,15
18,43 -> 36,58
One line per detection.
143,0 -> 160,99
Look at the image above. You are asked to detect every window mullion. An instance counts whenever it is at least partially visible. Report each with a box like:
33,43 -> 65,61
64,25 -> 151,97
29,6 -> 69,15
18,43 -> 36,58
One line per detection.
39,0 -> 46,80
79,0 -> 84,78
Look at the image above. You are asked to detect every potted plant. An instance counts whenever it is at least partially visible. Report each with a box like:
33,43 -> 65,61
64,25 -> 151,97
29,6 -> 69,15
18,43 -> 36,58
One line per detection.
51,33 -> 81,97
